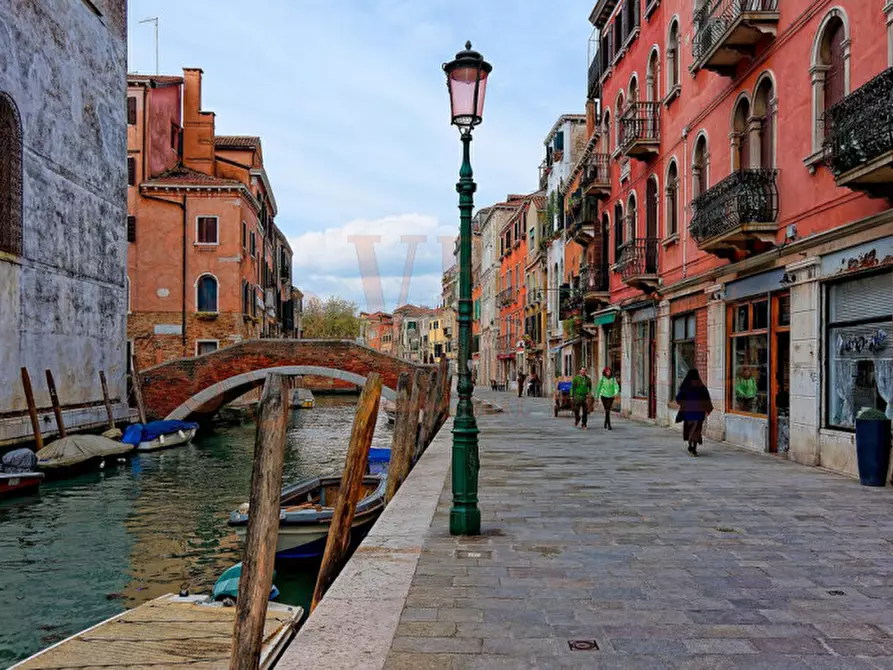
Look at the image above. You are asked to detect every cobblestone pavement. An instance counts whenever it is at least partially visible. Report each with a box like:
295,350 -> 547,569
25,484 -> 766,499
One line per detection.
384,390 -> 893,669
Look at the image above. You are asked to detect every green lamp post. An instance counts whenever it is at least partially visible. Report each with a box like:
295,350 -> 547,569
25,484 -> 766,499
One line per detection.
443,42 -> 491,536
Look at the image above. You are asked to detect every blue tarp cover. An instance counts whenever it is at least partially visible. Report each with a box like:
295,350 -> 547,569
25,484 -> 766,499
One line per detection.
368,448 -> 391,462
557,381 -> 572,392
122,420 -> 199,445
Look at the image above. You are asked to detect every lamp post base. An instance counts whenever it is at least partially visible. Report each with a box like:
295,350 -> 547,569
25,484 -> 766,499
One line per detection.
450,506 -> 481,536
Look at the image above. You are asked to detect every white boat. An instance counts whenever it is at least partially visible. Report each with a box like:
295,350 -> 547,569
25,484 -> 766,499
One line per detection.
229,473 -> 387,559
137,426 -> 197,451
10,593 -> 302,670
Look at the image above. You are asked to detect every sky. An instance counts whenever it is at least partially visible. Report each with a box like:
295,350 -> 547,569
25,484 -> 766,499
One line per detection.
127,0 -> 594,312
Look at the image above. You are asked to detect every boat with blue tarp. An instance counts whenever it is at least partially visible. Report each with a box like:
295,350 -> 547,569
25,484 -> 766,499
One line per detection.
123,420 -> 200,452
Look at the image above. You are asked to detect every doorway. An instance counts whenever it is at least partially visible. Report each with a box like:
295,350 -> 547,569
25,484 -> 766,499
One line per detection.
770,293 -> 791,454
648,319 -> 657,419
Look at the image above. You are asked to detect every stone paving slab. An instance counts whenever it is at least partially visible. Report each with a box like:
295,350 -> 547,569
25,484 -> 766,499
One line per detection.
383,390 -> 893,669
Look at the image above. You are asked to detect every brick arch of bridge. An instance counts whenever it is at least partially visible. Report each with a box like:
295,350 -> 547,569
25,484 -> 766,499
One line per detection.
138,340 -> 423,421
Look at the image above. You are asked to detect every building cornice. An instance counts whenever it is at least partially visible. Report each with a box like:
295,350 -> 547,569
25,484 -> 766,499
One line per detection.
140,181 -> 261,214
544,114 -> 586,146
249,168 -> 278,217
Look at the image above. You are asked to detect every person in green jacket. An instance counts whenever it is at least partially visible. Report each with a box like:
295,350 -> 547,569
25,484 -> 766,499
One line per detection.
571,367 -> 593,429
735,367 -> 757,412
596,367 -> 621,430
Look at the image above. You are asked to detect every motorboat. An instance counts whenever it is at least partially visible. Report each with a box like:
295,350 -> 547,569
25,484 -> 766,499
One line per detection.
0,448 -> 44,498
213,562 -> 280,602
229,473 -> 387,559
122,420 -> 199,452
36,435 -> 134,477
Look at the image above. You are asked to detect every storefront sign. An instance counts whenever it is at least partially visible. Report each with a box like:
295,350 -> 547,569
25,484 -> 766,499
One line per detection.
724,268 -> 784,301
630,306 -> 656,323
821,236 -> 893,278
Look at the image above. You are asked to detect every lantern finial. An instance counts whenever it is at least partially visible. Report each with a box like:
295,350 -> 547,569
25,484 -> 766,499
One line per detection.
465,40 -> 472,50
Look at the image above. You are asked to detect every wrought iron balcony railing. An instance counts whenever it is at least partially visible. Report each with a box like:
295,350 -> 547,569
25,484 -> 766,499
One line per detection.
579,264 -> 609,294
824,67 -> 893,179
588,56 -> 602,101
690,168 -> 779,243
693,0 -> 778,67
618,238 -> 659,281
619,102 -> 660,155
497,287 -> 516,308
582,153 -> 611,189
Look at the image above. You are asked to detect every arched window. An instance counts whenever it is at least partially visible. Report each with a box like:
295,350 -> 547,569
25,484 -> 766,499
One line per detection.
602,110 -> 611,154
646,177 -> 659,241
197,274 -> 218,313
811,10 -> 849,152
646,48 -> 660,102
615,92 -> 625,152
753,75 -> 776,169
667,19 -> 681,97
732,95 -> 751,170
665,161 -> 679,237
628,75 -> 639,104
692,133 -> 709,198
627,193 -> 638,241
0,92 -> 23,257
613,202 -> 624,263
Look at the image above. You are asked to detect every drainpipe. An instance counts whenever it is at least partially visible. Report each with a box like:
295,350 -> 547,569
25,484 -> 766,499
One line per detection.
681,126 -> 689,279
141,193 -> 188,347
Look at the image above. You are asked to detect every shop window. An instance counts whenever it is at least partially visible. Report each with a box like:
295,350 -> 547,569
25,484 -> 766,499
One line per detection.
632,321 -> 650,398
671,313 -> 696,395
728,298 -> 769,415
827,272 -> 893,429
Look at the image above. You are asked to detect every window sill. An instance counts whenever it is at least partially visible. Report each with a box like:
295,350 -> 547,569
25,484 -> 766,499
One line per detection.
644,0 -> 660,19
661,233 -> 679,248
725,409 -> 768,420
196,312 -> 219,320
622,27 -> 640,53
195,242 -> 219,249
662,85 -> 680,108
802,149 -> 827,175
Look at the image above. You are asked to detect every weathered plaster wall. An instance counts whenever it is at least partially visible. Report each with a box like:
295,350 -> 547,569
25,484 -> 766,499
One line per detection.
0,0 -> 127,419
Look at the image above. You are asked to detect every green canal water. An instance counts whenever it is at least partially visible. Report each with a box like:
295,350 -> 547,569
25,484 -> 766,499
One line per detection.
0,396 -> 392,667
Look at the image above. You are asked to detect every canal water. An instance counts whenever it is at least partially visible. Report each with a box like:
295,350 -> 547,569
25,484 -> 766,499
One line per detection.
0,396 -> 392,667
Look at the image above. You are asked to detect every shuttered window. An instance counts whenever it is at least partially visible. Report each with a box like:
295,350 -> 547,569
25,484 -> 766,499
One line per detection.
127,157 -> 136,186
646,178 -> 658,239
127,216 -> 136,243
760,99 -> 775,169
197,217 -> 218,244
127,97 -> 137,125
614,203 -> 624,264
0,93 -> 23,256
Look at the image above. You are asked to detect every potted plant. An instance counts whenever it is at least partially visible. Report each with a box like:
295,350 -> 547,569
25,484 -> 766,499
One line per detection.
855,408 -> 892,486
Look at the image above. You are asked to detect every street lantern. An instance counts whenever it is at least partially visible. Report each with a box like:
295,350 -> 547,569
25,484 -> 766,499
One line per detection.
443,42 -> 491,536
443,42 -> 492,131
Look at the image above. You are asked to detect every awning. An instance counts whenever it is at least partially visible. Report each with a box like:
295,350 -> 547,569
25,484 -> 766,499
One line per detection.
592,312 -> 616,326
548,337 -> 581,354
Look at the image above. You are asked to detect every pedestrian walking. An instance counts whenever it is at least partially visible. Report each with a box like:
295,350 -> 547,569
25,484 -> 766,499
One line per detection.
529,370 -> 540,397
595,367 -> 620,430
675,368 -> 713,457
571,367 -> 593,429
518,371 -> 527,398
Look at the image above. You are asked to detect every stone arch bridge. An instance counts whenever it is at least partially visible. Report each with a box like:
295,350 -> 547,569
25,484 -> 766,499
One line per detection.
138,340 -> 426,421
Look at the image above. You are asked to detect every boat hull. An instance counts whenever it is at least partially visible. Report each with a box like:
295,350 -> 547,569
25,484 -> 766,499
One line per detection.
234,509 -> 379,559
0,472 -> 43,498
137,427 -> 197,451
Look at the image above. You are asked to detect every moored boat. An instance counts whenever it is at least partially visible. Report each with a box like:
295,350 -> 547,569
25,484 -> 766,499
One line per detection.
122,420 -> 199,452
0,448 -> 44,498
291,388 -> 315,409
228,473 -> 387,559
35,435 -> 134,477
9,593 -> 301,670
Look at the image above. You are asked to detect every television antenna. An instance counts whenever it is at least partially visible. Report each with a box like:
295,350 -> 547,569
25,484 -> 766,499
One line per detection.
139,17 -> 159,75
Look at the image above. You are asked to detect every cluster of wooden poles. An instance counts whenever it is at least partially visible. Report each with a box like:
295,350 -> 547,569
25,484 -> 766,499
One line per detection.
230,360 -> 451,670
18,357 -> 149,451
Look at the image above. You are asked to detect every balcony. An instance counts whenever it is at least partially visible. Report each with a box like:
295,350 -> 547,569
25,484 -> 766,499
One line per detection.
690,168 -> 779,259
824,67 -> 893,200
618,238 -> 659,292
619,102 -> 660,159
582,153 -> 611,199
497,287 -> 516,308
580,264 -> 609,304
692,0 -> 779,76
588,56 -> 601,101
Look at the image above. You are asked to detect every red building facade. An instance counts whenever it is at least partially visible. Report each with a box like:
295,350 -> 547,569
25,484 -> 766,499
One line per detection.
497,198 -> 530,388
570,0 -> 893,476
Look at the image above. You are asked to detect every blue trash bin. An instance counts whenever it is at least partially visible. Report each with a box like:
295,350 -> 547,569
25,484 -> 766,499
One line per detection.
855,417 -> 892,486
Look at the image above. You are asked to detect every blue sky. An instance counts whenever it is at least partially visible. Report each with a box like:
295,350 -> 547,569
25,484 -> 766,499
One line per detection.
127,0 -> 593,311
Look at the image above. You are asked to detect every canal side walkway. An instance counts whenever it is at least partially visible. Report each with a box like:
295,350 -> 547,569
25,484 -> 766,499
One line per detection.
283,390 -> 893,669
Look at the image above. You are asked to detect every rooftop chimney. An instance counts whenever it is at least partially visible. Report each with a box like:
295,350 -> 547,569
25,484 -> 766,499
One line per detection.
182,68 -> 215,175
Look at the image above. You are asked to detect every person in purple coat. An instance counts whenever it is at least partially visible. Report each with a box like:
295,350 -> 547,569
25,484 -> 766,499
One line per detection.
675,368 -> 713,457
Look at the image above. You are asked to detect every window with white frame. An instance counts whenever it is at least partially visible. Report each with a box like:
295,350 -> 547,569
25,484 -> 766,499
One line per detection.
197,216 -> 218,244
196,340 -> 219,356
197,274 -> 218,313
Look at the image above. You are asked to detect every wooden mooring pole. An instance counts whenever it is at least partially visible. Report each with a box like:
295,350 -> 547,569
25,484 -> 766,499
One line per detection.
311,372 -> 383,611
20,367 -> 43,451
130,356 -> 147,425
45,370 -> 66,439
230,373 -> 288,670
385,372 -> 414,504
99,370 -> 115,430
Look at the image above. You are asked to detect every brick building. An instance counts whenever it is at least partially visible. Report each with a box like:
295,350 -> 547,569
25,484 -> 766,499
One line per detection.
126,68 -> 297,371
359,311 -> 394,355
571,0 -> 893,476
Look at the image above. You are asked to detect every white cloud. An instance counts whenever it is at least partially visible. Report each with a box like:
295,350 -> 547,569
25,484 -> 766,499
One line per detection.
289,213 -> 456,311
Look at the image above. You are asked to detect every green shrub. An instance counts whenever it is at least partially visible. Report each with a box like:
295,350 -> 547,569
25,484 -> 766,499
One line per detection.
857,408 -> 889,421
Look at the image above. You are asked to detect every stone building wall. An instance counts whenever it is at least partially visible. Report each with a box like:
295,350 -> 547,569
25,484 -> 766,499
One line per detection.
0,0 -> 129,438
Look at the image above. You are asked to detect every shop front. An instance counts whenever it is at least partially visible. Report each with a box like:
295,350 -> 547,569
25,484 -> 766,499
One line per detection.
593,308 -> 621,413
628,305 -> 657,419
722,269 -> 790,454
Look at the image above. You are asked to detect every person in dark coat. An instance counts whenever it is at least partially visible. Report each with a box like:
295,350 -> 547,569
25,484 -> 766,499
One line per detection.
675,368 -> 713,456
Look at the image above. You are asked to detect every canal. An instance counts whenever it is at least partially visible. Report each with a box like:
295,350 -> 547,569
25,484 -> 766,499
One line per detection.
0,396 -> 392,667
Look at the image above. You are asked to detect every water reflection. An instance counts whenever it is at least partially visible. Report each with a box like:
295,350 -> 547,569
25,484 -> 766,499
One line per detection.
0,396 -> 390,666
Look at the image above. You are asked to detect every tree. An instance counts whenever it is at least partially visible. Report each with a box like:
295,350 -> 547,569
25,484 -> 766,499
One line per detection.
302,296 -> 361,339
